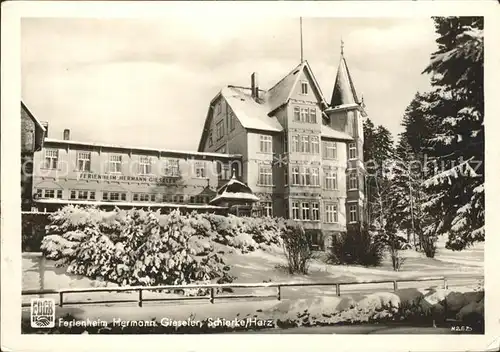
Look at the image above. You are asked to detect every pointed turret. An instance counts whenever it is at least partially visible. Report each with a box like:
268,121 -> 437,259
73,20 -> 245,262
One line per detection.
330,43 -> 360,107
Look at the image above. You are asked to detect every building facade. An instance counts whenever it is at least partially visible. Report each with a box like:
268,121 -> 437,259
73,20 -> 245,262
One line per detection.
21,102 -> 46,211
30,128 -> 243,214
197,52 -> 366,248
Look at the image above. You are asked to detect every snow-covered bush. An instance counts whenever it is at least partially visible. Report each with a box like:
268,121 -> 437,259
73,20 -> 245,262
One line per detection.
281,221 -> 312,274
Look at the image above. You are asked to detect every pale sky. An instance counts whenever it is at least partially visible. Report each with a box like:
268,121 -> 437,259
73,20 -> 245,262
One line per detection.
22,17 -> 437,151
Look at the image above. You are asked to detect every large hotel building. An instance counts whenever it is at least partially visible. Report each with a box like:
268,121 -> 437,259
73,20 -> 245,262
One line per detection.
22,50 -> 366,249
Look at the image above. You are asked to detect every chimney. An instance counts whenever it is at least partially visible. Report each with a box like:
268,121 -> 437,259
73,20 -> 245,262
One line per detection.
63,129 -> 70,140
251,72 -> 259,100
41,121 -> 49,137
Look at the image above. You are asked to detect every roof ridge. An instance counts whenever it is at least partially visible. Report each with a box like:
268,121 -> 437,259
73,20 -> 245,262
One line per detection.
265,61 -> 305,94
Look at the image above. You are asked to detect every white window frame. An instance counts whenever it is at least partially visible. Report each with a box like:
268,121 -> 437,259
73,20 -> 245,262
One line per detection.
259,135 -> 273,153
311,202 -> 320,221
258,164 -> 273,186
309,108 -> 317,123
195,161 -> 206,178
284,166 -> 289,187
301,202 -> 310,220
77,151 -> 91,172
348,143 -> 357,160
349,204 -> 358,223
300,167 -> 308,185
325,203 -> 339,223
108,154 -> 122,174
263,202 -> 273,217
311,167 -> 320,186
294,106 -> 300,121
325,141 -> 337,159
292,135 -> 299,152
301,81 -> 309,95
311,136 -> 320,154
44,149 -> 59,169
165,159 -> 180,177
325,170 -> 338,190
300,108 -> 309,123
291,166 -> 300,185
348,171 -> 358,190
292,202 -> 300,220
301,135 -> 309,153
139,156 -> 152,175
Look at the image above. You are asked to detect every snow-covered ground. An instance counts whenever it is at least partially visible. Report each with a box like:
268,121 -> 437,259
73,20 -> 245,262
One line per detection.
22,236 -> 483,306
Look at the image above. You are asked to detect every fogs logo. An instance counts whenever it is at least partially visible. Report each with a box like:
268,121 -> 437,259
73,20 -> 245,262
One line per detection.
30,298 -> 55,328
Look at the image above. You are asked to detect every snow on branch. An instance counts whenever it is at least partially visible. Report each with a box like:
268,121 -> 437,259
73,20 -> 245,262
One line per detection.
423,158 -> 479,188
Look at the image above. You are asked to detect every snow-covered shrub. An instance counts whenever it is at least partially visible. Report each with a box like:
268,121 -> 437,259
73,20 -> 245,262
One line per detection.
328,225 -> 385,267
281,221 -> 312,274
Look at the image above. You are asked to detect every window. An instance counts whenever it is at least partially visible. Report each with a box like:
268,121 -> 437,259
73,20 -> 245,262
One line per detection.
349,204 -> 358,223
44,149 -> 59,169
139,156 -> 152,175
324,141 -> 337,159
300,108 -> 309,123
162,194 -> 170,203
208,130 -> 213,147
325,204 -> 339,223
325,170 -> 338,190
284,167 -> 288,186
36,189 -> 63,199
89,191 -> 95,200
70,190 -> 76,199
349,171 -> 358,190
311,136 -> 320,154
133,193 -> 156,202
301,82 -> 309,95
77,190 -> 88,200
102,192 -> 127,202
310,108 -> 317,123
109,155 -> 122,174
301,136 -> 309,153
259,135 -> 272,153
195,162 -> 206,178
282,133 -> 288,153
292,202 -> 300,220
348,143 -> 357,159
262,202 -> 273,217
258,164 -> 273,185
311,202 -> 320,221
294,107 -> 300,121
77,151 -> 91,172
165,159 -> 180,177
300,167 -> 308,185
292,166 -> 300,185
292,135 -> 299,152
301,202 -> 310,220
216,120 -> 224,140
311,168 -> 320,186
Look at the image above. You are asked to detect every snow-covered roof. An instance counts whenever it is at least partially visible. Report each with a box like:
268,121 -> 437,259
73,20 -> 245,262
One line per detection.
21,101 -> 46,132
210,174 -> 259,204
34,198 -> 227,209
321,125 -> 354,141
221,86 -> 283,132
43,138 -> 242,160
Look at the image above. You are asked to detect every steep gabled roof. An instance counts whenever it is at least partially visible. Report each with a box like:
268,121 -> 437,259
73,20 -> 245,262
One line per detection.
330,54 -> 360,107
197,61 -> 330,151
21,101 -> 46,132
264,60 -> 329,113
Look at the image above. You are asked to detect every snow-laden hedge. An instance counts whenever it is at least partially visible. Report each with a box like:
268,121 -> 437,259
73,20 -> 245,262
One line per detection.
40,206 -> 285,287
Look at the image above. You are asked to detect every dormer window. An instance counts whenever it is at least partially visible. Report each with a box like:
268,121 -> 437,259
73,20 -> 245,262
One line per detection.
301,81 -> 309,95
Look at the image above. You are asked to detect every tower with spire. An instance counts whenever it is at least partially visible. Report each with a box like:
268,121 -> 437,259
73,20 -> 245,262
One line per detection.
324,41 -> 367,228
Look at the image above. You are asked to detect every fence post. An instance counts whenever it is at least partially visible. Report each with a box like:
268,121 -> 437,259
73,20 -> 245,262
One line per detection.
335,284 -> 340,297
277,286 -> 281,301
210,288 -> 215,304
138,289 -> 143,307
59,292 -> 63,307
443,277 -> 448,289
393,280 -> 398,291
